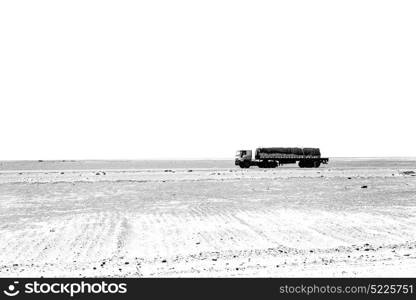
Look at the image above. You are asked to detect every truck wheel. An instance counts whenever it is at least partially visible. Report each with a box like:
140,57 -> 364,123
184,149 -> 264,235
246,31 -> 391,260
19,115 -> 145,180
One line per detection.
301,161 -> 313,168
314,161 -> 321,168
244,161 -> 251,168
269,161 -> 278,168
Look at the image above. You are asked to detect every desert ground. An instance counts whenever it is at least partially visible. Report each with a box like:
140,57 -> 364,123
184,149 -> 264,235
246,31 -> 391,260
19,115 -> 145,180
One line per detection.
0,158 -> 415,277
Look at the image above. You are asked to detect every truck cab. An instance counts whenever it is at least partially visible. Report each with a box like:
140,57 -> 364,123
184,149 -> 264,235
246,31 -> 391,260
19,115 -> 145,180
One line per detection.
235,150 -> 252,168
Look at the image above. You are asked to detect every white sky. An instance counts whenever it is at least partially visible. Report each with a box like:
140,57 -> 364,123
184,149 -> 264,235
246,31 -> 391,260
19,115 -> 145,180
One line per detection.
1,1 -> 415,160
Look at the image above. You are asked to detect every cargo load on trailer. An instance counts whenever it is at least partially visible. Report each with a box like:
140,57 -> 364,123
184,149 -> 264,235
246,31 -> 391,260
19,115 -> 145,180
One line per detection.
235,147 -> 329,168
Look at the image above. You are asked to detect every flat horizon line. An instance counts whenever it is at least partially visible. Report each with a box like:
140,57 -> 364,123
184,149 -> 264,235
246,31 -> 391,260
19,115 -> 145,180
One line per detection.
1,156 -> 416,162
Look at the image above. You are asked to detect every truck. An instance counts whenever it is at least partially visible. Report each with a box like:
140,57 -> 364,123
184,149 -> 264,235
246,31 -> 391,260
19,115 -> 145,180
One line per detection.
235,147 -> 329,168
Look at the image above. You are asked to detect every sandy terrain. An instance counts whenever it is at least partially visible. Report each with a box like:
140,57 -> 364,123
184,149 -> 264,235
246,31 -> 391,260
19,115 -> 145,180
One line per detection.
0,159 -> 415,277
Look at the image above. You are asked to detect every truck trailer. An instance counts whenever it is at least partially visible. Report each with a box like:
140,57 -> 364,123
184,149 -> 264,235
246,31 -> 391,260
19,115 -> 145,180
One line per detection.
235,147 -> 329,168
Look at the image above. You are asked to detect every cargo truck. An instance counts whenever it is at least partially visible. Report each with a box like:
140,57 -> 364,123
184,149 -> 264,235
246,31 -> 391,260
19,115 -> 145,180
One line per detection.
235,147 -> 329,168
